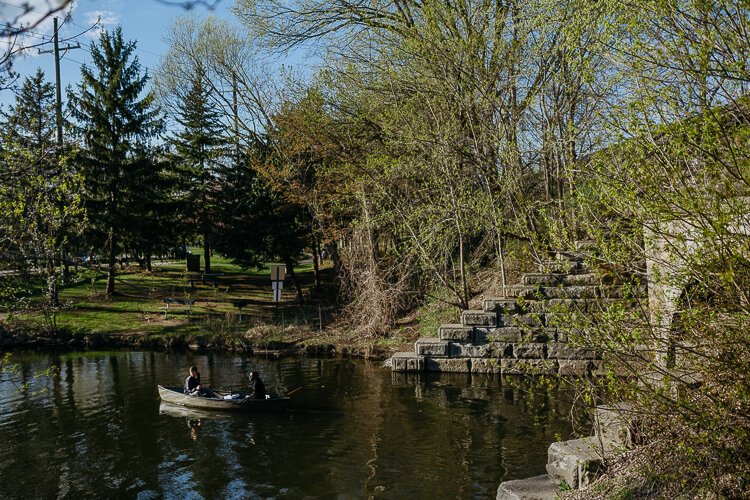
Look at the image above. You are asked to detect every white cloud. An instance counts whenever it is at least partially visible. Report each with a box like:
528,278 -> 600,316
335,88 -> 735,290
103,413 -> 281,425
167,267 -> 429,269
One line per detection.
84,9 -> 120,27
83,9 -> 120,38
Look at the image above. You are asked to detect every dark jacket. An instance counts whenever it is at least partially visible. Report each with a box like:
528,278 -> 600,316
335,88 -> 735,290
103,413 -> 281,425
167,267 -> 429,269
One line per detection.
185,373 -> 201,394
249,378 -> 266,399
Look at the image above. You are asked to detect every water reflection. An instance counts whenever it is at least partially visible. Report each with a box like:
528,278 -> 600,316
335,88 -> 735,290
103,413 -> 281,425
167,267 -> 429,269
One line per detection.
0,351 -> 576,498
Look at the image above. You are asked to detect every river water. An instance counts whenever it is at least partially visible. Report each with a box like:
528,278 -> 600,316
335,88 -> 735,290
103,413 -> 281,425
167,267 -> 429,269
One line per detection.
0,351 -> 577,498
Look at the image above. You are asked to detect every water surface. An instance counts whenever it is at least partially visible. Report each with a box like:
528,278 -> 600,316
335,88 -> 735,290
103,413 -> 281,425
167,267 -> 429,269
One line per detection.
0,351 -> 576,498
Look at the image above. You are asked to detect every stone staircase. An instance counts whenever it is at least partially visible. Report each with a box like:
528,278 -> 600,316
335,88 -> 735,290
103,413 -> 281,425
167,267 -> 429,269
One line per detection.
496,403 -> 636,499
391,241 -> 637,375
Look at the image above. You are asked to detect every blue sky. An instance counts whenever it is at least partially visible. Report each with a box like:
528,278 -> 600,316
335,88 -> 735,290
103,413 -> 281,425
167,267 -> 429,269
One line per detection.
0,0 -> 298,109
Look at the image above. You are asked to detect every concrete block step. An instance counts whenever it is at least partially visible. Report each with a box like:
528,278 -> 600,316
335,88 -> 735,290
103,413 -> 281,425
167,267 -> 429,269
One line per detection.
497,313 -> 544,328
438,324 -> 474,342
390,352 -> 424,372
415,338 -> 450,356
461,310 -> 497,327
475,327 -> 556,344
496,474 -> 560,499
496,286 -> 541,299
538,260 -> 585,274
552,250 -> 590,263
546,436 -> 615,489
522,272 -> 604,287
483,297 -> 522,313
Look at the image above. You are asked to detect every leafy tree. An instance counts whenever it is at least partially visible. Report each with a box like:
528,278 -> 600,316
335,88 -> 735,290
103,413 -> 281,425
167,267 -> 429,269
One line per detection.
69,27 -> 161,296
0,69 -> 76,307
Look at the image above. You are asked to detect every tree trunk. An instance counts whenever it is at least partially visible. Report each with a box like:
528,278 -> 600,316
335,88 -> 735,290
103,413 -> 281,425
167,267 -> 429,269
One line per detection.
204,232 -> 211,273
285,258 -> 304,305
106,229 -> 116,295
312,236 -> 321,291
47,258 -> 58,307
146,252 -> 152,272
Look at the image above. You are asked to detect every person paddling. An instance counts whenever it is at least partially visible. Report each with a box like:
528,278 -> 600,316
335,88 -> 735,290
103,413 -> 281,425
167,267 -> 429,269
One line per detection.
248,371 -> 266,399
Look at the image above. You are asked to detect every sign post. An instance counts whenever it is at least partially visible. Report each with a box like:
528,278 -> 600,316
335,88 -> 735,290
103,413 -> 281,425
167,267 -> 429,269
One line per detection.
270,265 -> 286,324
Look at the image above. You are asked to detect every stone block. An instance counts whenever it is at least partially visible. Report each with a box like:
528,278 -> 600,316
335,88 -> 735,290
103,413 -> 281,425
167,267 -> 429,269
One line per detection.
538,260 -> 581,274
461,310 -> 497,327
512,342 -> 547,359
390,352 -> 424,372
546,436 -> 610,489
541,285 -> 599,299
415,338 -> 449,356
523,300 -> 549,313
523,328 -> 555,343
425,357 -> 471,373
497,313 -> 543,328
564,273 -> 602,286
478,327 -> 523,343
482,298 -> 521,313
438,324 -> 474,342
522,273 -> 563,286
557,360 -> 593,376
501,359 -> 558,375
451,342 -> 489,357
496,474 -> 559,500
499,286 -> 541,299
596,404 -> 633,445
471,358 -> 502,374
487,342 -> 513,357
547,343 -> 600,360
555,326 -> 589,343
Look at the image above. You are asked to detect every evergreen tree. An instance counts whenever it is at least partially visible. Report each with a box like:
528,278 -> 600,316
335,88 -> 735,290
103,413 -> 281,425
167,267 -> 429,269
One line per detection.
69,27 -> 161,295
170,72 -> 227,273
2,68 -> 56,155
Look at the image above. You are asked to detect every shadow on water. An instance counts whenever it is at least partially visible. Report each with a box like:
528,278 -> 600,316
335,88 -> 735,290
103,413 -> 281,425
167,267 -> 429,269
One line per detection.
1,350 -> 577,499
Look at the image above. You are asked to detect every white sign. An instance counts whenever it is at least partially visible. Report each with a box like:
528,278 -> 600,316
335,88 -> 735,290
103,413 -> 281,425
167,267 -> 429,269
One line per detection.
272,280 -> 284,302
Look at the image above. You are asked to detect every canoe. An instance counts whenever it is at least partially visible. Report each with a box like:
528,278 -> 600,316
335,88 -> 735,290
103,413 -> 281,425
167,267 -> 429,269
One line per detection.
158,385 -> 290,412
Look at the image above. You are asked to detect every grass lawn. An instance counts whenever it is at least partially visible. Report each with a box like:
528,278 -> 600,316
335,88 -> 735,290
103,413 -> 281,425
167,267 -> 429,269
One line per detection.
7,250 -> 336,338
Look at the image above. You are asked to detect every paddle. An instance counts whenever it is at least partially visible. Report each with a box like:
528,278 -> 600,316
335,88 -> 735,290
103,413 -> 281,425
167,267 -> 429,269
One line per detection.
286,387 -> 303,397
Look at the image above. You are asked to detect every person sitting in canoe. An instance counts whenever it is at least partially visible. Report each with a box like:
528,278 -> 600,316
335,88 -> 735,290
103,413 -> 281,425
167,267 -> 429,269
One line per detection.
184,366 -> 215,397
248,371 -> 266,399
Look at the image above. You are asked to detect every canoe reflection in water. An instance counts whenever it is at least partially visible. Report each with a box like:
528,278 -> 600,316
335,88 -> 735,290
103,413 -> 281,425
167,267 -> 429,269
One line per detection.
158,402 -> 229,441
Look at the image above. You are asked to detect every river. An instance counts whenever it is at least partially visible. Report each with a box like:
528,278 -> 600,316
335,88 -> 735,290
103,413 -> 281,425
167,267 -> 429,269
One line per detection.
0,350 -> 577,498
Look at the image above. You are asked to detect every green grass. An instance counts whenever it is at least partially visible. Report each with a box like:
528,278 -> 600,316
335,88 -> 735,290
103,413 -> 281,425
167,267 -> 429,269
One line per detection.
5,250 -> 336,338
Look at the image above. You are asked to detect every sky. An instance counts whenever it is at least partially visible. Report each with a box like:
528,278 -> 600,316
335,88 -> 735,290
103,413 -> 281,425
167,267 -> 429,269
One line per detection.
0,0 -> 301,110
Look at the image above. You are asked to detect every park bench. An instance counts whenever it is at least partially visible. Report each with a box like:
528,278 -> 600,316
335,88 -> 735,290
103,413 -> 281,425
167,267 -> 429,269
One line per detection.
161,297 -> 195,319
187,272 -> 223,288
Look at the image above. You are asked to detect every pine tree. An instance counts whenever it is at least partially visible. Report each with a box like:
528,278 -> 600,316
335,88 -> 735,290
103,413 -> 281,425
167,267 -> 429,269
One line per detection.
170,72 -> 227,273
69,27 -> 161,295
2,68 -> 56,155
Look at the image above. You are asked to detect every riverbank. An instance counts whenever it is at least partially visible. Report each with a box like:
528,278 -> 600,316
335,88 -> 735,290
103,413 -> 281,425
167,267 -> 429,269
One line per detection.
0,321 -> 418,360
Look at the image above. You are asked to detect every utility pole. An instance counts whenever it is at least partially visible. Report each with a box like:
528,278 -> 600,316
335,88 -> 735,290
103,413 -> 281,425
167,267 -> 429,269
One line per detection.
38,16 -> 81,290
38,17 -> 80,147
